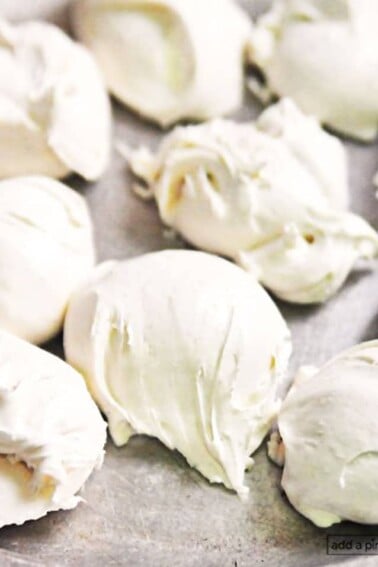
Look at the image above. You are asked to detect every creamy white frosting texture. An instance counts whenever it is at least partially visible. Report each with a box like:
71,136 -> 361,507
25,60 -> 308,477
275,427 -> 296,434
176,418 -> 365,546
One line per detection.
248,0 -> 378,141
64,250 -> 291,496
0,17 -> 111,179
0,176 -> 95,344
127,99 -> 378,304
274,341 -> 378,527
73,0 -> 252,126
0,330 -> 106,528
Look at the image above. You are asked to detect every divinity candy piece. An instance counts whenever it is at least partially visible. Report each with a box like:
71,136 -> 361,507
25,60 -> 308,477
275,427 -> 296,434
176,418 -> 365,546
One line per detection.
248,0 -> 378,141
270,341 -> 378,527
0,176 -> 95,344
64,250 -> 291,496
0,18 -> 111,179
73,0 -> 252,126
0,330 -> 106,529
127,99 -> 378,304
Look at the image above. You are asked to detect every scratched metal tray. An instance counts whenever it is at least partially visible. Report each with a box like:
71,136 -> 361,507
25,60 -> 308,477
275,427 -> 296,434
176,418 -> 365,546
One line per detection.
0,1 -> 378,566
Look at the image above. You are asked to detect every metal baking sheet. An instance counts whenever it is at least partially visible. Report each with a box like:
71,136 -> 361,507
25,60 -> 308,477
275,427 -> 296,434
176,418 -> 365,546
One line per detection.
0,1 -> 378,565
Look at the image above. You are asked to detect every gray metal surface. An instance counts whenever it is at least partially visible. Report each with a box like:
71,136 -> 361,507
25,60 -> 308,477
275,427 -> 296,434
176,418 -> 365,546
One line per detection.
0,1 -> 378,565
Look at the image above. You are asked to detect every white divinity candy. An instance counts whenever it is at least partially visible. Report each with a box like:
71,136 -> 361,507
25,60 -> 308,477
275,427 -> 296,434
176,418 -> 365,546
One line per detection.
248,0 -> 378,141
0,176 -> 95,344
0,330 -> 106,528
72,0 -> 252,127
269,341 -> 378,527
64,250 -> 291,496
127,99 -> 378,304
0,18 -> 111,180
